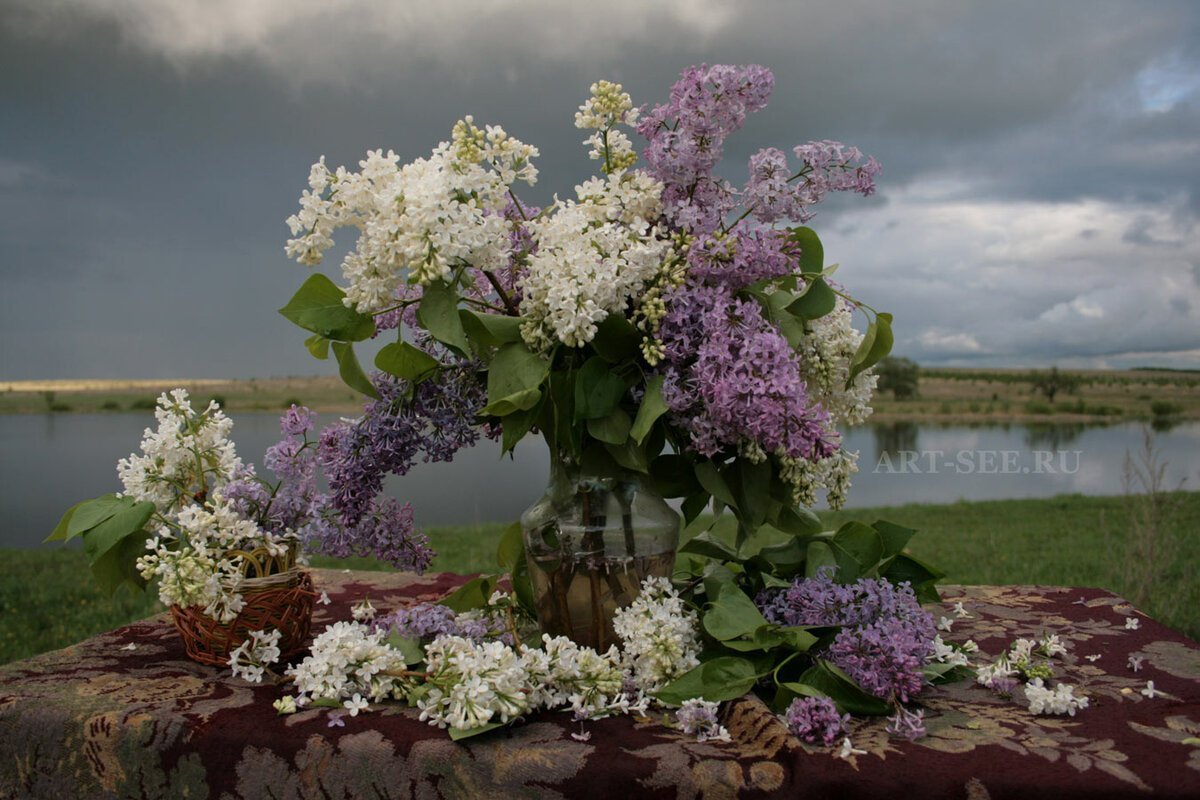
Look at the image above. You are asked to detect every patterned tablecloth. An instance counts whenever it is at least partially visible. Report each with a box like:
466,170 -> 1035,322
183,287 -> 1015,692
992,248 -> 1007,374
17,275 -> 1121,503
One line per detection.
2,569 -> 1199,799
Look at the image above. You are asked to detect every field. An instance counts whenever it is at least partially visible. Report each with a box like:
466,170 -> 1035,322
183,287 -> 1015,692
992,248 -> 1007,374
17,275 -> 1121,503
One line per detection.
3,492 -> 1197,666
3,367 -> 1198,423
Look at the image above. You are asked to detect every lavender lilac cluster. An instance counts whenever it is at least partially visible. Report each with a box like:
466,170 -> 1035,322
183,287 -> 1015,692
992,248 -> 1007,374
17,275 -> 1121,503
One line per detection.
638,64 -> 878,465
318,365 -> 487,525
758,569 -> 935,704
373,602 -> 510,645
223,403 -> 435,572
659,285 -> 836,460
785,696 -> 849,746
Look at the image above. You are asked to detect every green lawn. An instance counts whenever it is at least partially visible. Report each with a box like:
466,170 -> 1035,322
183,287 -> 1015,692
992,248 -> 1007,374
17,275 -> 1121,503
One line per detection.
3,492 -> 1196,665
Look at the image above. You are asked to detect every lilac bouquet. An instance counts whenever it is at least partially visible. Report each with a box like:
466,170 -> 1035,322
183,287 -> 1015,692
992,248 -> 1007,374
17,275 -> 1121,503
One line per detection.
280,64 -> 945,730
282,64 -> 888,554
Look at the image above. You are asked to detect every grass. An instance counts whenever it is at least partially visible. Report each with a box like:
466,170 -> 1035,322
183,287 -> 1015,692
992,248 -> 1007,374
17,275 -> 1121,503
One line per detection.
3,493 -> 1197,666
5,367 -> 1199,423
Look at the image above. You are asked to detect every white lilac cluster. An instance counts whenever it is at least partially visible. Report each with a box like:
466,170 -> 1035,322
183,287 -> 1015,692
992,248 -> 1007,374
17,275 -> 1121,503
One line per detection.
285,620 -> 412,706
285,122 -> 538,314
1024,678 -> 1089,716
575,79 -> 640,173
778,297 -> 878,509
228,629 -> 282,683
675,699 -> 731,743
418,636 -> 532,730
122,390 -> 291,621
974,633 -> 1088,716
279,579 -> 711,736
930,635 -> 977,668
611,575 -> 701,691
519,188 -> 668,350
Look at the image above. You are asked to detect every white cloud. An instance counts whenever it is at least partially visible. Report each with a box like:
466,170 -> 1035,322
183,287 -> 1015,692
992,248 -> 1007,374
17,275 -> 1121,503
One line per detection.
7,0 -> 735,75
821,181 -> 1200,367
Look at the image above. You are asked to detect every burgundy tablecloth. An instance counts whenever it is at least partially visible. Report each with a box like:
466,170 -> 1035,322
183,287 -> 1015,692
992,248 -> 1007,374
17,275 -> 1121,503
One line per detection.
2,569 -> 1198,799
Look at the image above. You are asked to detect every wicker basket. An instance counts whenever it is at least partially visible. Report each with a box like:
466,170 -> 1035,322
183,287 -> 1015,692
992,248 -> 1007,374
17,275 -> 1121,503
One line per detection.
169,546 -> 316,667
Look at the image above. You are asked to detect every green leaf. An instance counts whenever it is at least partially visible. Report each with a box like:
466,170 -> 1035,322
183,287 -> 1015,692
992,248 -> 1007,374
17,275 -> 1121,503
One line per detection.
85,527 -> 151,595
790,226 -> 824,274
483,342 -> 549,416
830,522 -> 884,579
776,311 -> 808,349
703,585 -> 769,641
82,500 -> 155,559
591,313 -> 641,362
439,575 -> 498,613
383,633 -> 426,666
881,554 -> 944,603
459,310 -> 525,348
604,439 -> 650,473
496,522 -> 524,574
630,375 -> 668,445
680,531 -> 740,562
574,356 -> 626,420
681,493 -> 710,526
729,459 -> 771,530
449,722 -> 506,741
417,281 -> 472,356
375,341 -> 440,383
67,495 -> 126,539
304,334 -> 331,360
777,626 -> 819,652
873,520 -> 917,559
694,461 -> 737,509
798,660 -> 892,715
46,500 -> 86,542
500,396 -> 543,454
751,539 -> 807,577
771,505 -> 823,537
847,312 -> 893,386
279,273 -> 375,341
805,540 -> 838,578
655,656 -> 759,705
332,341 -> 380,399
787,277 -> 836,320
650,454 -> 701,498
587,408 -> 631,445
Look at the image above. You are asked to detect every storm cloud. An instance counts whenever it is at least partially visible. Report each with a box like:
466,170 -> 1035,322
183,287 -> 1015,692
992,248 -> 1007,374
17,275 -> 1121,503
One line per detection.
2,0 -> 1197,378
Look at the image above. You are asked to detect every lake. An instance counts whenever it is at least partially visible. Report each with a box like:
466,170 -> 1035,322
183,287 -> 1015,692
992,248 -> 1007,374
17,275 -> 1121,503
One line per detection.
2,413 -> 1197,549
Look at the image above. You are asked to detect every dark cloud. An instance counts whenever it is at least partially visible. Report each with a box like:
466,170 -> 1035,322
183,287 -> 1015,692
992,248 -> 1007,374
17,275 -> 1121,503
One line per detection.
1,0 -> 1198,377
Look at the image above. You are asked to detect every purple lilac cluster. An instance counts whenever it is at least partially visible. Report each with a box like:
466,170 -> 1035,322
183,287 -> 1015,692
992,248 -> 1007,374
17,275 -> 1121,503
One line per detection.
373,602 -> 509,644
785,696 -> 849,746
743,142 -> 880,225
685,226 -> 793,290
637,63 -> 774,234
638,64 -> 879,465
318,365 -> 487,525
758,569 -> 935,704
658,283 -> 835,460
221,405 -> 436,572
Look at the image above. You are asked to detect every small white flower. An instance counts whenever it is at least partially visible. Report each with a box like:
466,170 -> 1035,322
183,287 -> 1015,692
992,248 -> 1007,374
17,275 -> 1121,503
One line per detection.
1024,678 -> 1088,716
1125,617 -> 1141,630
937,616 -> 954,632
352,598 -> 376,623
273,697 -> 298,715
344,693 -> 370,716
952,602 -> 971,619
318,591 -> 332,606
120,643 -> 138,651
1085,654 -> 1102,663
1140,681 -> 1162,699
838,737 -> 867,759
1039,634 -> 1067,658
1128,654 -> 1145,672
570,729 -> 592,742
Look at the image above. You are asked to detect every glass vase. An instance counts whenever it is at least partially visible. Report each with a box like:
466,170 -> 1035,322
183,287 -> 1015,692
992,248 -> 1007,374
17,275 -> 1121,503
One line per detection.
521,455 -> 680,651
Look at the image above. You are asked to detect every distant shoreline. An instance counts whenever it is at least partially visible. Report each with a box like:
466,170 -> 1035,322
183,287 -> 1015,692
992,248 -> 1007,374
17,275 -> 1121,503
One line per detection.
2,368 -> 1197,424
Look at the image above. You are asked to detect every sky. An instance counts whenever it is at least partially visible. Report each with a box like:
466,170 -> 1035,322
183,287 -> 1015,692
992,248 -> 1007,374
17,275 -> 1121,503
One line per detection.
2,0 -> 1198,380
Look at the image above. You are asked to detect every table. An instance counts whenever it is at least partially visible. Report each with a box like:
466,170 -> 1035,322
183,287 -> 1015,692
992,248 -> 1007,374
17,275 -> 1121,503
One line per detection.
2,569 -> 1199,799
